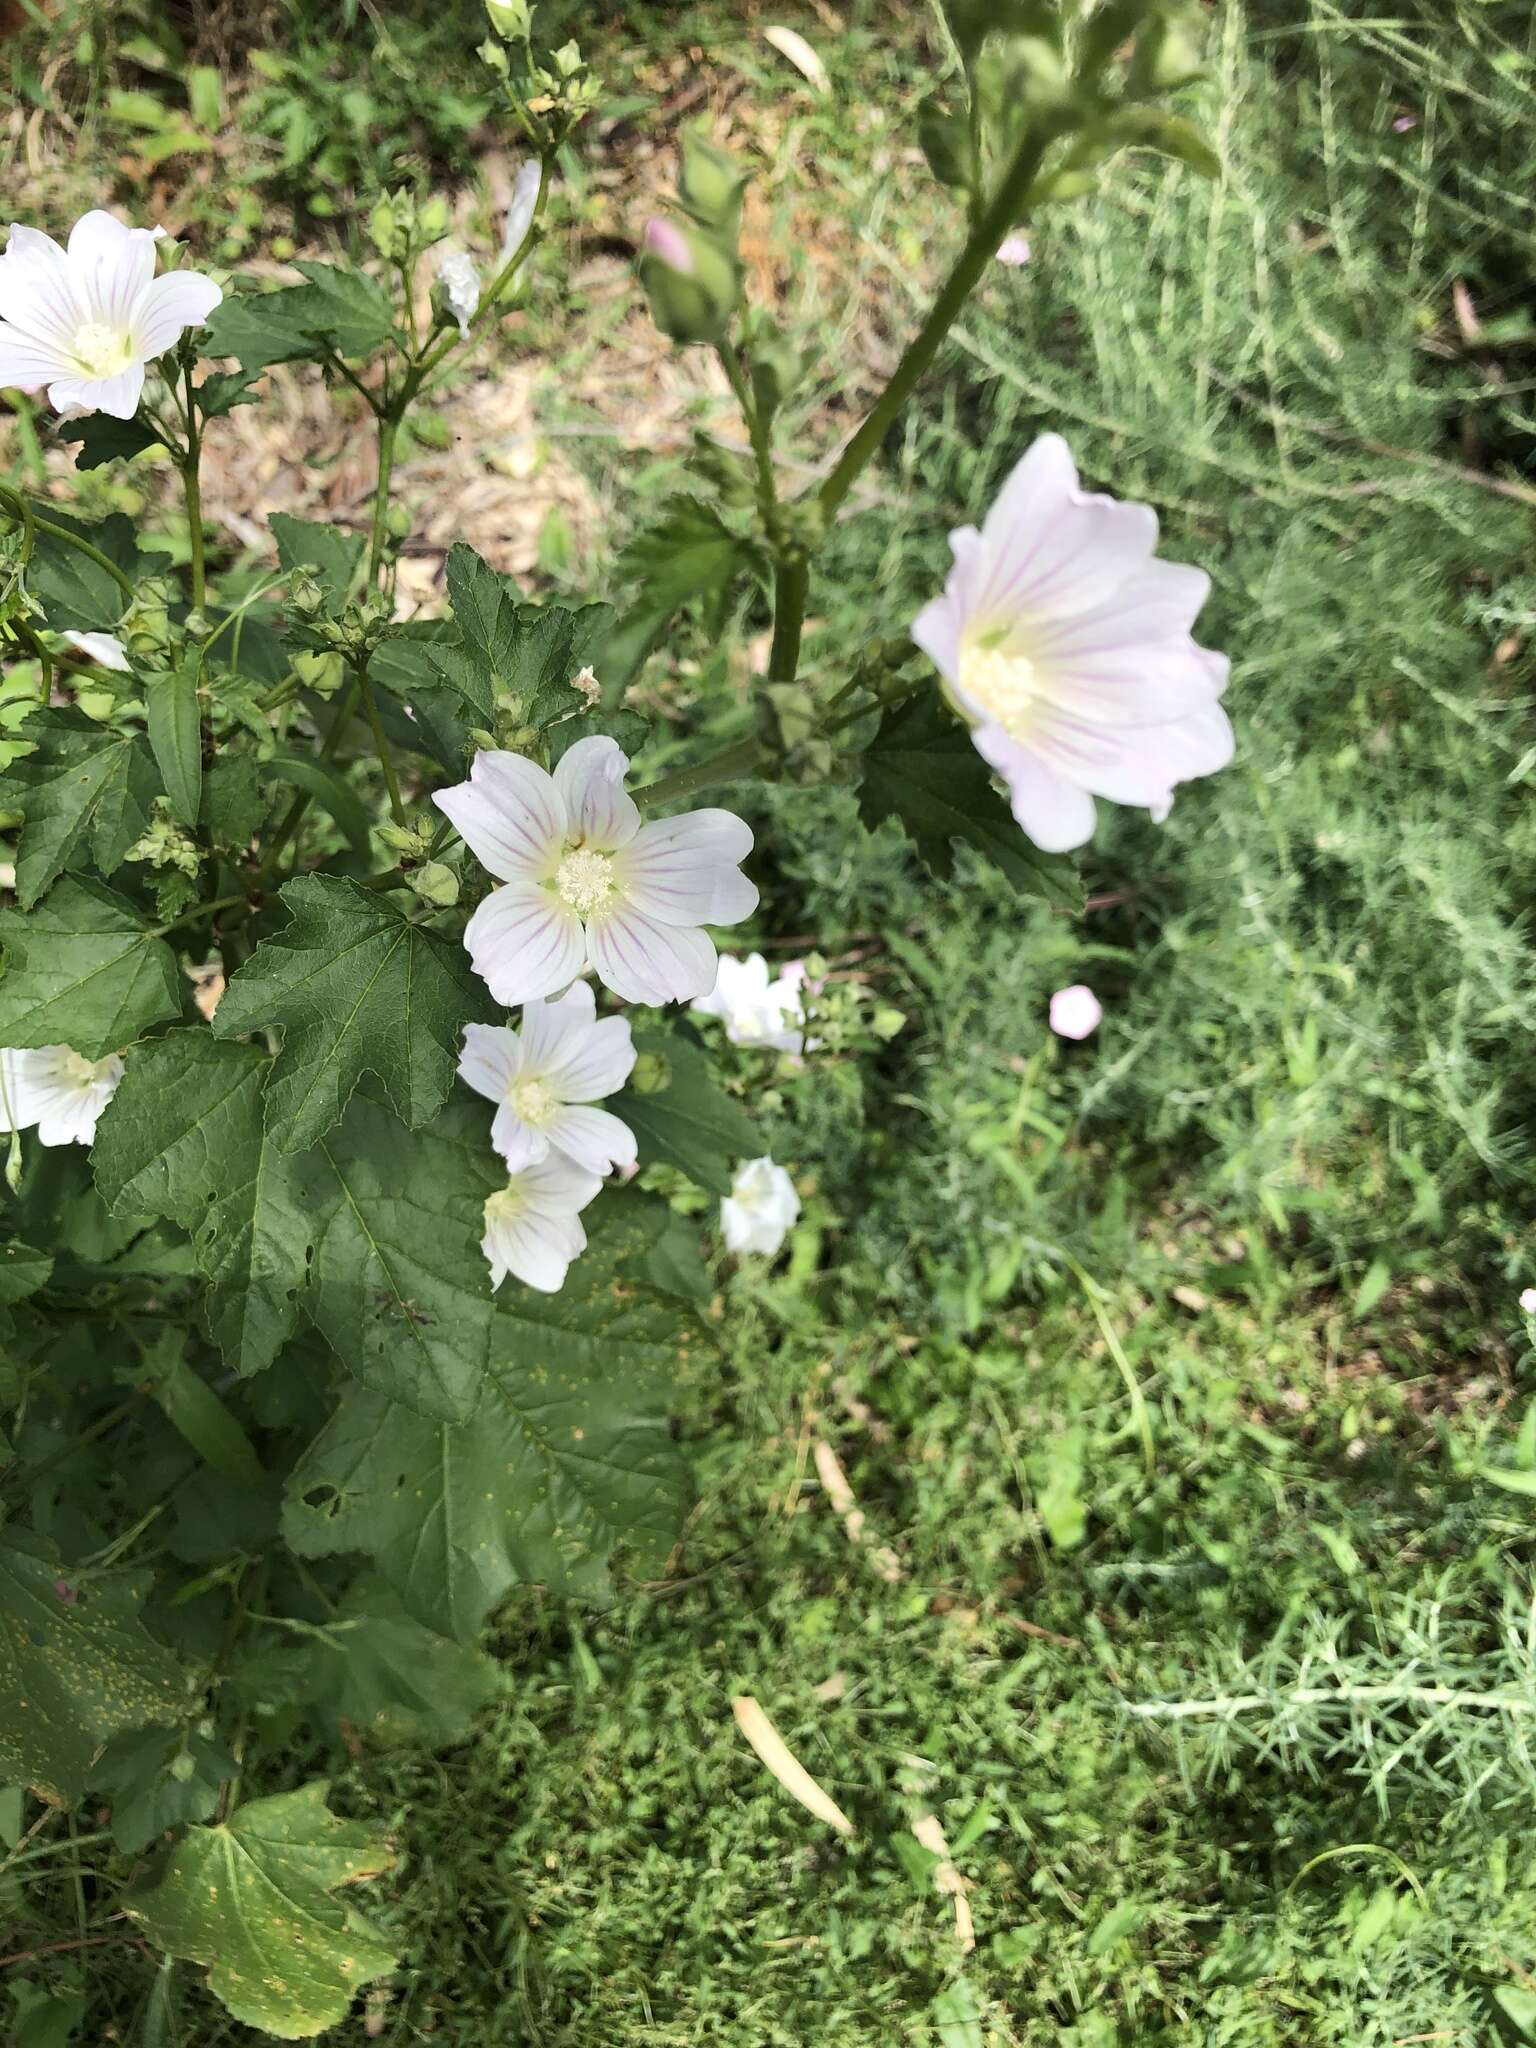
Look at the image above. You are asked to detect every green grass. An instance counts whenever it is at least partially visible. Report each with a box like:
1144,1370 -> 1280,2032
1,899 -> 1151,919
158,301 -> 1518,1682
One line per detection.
7,0 -> 1536,2042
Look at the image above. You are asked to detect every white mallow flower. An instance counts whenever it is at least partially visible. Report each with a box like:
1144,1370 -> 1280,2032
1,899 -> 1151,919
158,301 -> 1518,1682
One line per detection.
62,630 -> 131,672
434,736 -> 757,1008
0,211 -> 222,421
0,1045 -> 123,1147
911,433 -> 1233,853
721,1156 -> 800,1258
436,244 -> 481,337
459,981 -> 637,1175
481,1153 -> 602,1294
691,952 -> 804,1053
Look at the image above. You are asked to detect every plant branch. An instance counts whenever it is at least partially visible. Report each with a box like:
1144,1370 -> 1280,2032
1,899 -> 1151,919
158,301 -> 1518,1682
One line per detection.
634,737 -> 763,810
355,655 -> 406,826
180,354 -> 206,608
0,489 -> 136,603
817,129 -> 1052,520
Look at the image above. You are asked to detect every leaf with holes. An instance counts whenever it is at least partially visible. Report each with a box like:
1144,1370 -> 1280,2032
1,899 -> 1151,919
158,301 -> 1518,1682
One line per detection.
283,1187 -> 699,1637
0,1536 -> 190,1799
0,709 -> 160,909
212,873 -> 496,1154
857,693 -> 1084,911
92,1035 -> 313,1379
125,1781 -> 398,2040
0,878 -> 182,1060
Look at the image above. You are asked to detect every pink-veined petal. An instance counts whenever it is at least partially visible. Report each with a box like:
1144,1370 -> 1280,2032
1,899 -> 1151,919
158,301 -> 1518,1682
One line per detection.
552,735 -> 639,850
614,809 -> 755,928
541,1103 -> 638,1176
483,1204 -> 585,1292
516,982 -> 595,1073
587,904 -> 718,1005
463,881 -> 585,1005
970,434 -> 1158,625
0,329 -> 67,392
457,1021 -> 523,1104
541,1012 -> 635,1100
0,230 -> 85,349
433,750 -> 566,882
1069,700 -> 1236,814
971,721 -> 1097,852
134,269 -> 222,358
67,211 -> 157,329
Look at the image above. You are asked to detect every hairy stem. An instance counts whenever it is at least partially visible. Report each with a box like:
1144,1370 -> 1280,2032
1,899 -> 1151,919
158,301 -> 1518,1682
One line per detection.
367,413 -> 399,589
768,556 -> 810,682
0,489 -> 136,602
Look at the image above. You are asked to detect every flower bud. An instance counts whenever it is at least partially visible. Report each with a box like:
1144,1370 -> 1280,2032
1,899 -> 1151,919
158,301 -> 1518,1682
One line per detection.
484,0 -> 531,36
368,195 -> 399,259
418,195 -> 452,245
639,220 -> 740,344
478,35 -> 510,75
630,1051 -> 672,1096
678,128 -> 750,240
436,244 -> 482,337
411,861 -> 461,908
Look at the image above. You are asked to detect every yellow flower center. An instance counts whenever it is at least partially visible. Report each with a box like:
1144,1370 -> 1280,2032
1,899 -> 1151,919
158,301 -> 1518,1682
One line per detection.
556,848 -> 616,916
72,322 -> 137,380
60,1049 -> 103,1087
958,638 -> 1040,737
484,1185 -> 526,1228
510,1076 -> 555,1126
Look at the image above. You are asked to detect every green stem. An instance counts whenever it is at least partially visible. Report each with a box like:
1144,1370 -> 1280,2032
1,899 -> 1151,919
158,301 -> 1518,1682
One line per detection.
716,342 -> 778,529
0,490 -> 135,602
634,737 -> 763,810
367,413 -> 399,589
151,892 -> 251,940
768,556 -> 810,682
256,673 -> 363,883
0,1830 -> 113,1879
355,657 -> 406,827
181,357 -> 206,609
817,128 -> 1051,520
412,157 -> 553,389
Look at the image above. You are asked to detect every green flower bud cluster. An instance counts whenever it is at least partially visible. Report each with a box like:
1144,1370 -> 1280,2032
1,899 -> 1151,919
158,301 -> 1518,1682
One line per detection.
128,799 -> 202,880
368,189 -> 452,264
921,0 -> 1219,229
483,0 -> 532,39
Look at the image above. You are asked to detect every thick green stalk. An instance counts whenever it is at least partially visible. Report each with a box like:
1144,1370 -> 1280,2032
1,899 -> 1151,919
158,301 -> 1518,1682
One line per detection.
367,413 -> 399,588
635,737 -> 763,810
817,130 -> 1050,520
181,357 -> 206,608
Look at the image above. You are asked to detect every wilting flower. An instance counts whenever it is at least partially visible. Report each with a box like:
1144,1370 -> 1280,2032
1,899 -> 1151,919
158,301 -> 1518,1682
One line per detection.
996,234 -> 1032,266
435,736 -> 757,1007
501,158 -> 542,264
691,952 -> 805,1053
1049,984 -> 1102,1041
911,434 -> 1232,853
721,1156 -> 800,1258
480,1153 -> 603,1293
0,1044 -> 123,1146
436,244 -> 481,337
459,981 -> 637,1176
61,630 -> 131,671
0,211 -> 221,421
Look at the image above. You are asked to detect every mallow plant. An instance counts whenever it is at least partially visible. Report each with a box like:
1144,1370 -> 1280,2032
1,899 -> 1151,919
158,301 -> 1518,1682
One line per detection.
0,2 -> 1230,2035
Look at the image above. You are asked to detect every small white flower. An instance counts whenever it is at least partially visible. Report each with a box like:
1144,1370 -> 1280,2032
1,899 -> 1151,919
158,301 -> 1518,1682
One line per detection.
501,158 -> 542,265
434,736 -> 757,1008
61,630 -> 131,672
721,1156 -> 800,1258
1521,1287 -> 1536,1316
1048,984 -> 1102,1041
912,433 -> 1233,853
481,1152 -> 603,1293
996,234 -> 1032,266
0,211 -> 222,421
436,243 -> 481,337
692,952 -> 805,1053
0,1044 -> 123,1147
459,981 -> 637,1176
